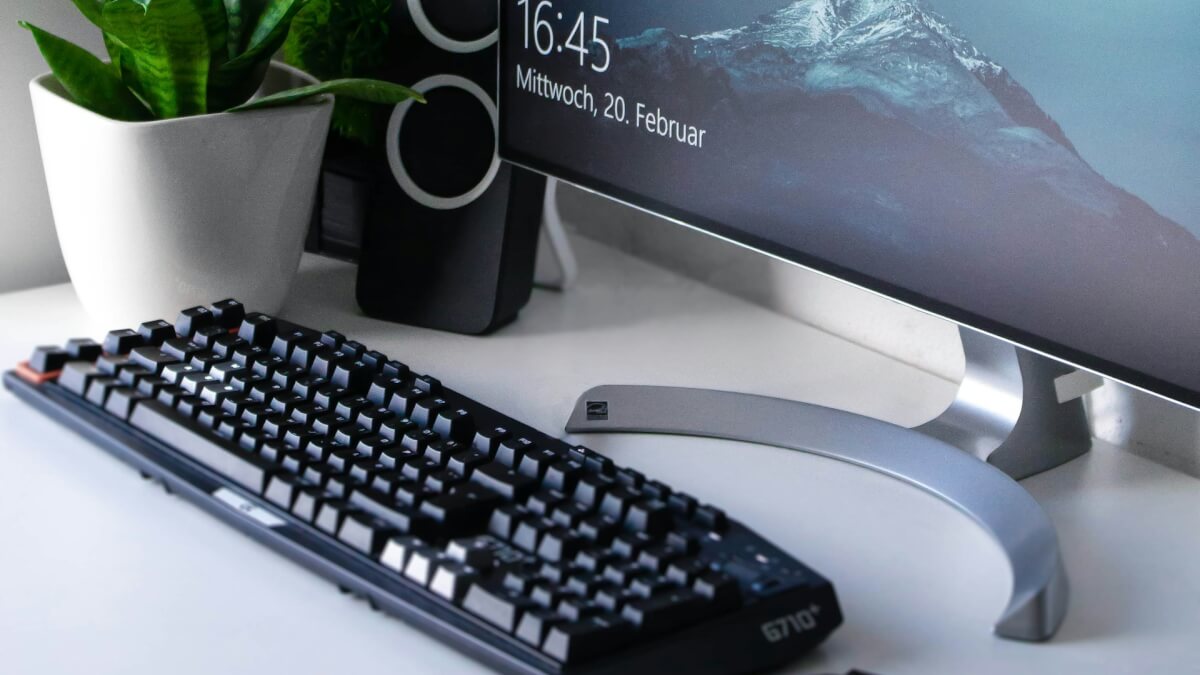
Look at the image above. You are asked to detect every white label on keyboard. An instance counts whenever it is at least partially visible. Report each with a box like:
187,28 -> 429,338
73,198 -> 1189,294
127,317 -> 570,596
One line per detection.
213,488 -> 286,528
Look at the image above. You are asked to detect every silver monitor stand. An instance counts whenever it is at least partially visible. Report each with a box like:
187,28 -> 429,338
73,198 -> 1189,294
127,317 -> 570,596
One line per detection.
565,326 -> 1099,641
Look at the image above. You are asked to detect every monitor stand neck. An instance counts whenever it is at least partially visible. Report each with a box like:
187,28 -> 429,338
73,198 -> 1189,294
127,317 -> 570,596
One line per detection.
564,326 -> 1098,642
915,327 -> 1096,480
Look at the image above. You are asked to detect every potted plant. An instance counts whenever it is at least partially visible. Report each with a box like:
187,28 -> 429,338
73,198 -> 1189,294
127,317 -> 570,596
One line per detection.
20,0 -> 422,327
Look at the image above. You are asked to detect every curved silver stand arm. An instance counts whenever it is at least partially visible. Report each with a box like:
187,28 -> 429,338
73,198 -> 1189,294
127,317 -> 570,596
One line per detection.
565,328 -> 1096,641
566,385 -> 1068,641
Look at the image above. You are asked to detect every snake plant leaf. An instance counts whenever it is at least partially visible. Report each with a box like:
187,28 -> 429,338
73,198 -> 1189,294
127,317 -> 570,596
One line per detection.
207,60 -> 270,113
228,78 -> 424,112
19,21 -> 152,122
226,0 -> 309,69
101,0 -> 212,118
210,0 -> 307,110
191,0 -> 231,64
102,31 -> 125,75
223,0 -> 244,59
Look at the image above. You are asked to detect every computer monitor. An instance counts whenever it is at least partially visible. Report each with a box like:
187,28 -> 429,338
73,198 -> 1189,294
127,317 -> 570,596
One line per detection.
497,0 -> 1200,411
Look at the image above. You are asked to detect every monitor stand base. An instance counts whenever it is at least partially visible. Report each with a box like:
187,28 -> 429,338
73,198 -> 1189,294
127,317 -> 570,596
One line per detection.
565,327 -> 1097,642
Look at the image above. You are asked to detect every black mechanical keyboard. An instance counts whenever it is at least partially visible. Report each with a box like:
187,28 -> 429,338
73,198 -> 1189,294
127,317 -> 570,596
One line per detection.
4,300 -> 841,674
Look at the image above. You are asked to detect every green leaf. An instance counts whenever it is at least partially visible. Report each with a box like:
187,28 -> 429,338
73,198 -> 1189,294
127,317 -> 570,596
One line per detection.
210,0 -> 308,110
228,77 -> 424,112
223,0 -> 244,59
283,0 -> 334,77
226,0 -> 308,68
19,21 -> 151,122
102,31 -> 125,75
100,0 -> 212,118
191,0 -> 230,64
207,60 -> 269,112
330,97 -> 388,146
283,0 -> 394,145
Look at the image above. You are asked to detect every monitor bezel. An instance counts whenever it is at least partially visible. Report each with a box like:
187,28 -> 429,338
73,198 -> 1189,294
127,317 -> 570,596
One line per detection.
495,26 -> 1200,414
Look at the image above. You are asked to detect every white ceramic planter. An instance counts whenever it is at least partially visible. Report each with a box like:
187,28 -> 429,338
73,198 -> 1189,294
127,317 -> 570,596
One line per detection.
29,62 -> 333,328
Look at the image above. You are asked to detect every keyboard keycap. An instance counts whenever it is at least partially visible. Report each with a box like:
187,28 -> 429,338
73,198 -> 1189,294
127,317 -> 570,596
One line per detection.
65,338 -> 103,361
161,338 -> 202,362
379,535 -> 422,572
349,488 -> 429,535
692,572 -> 742,610
541,614 -> 634,663
130,400 -> 276,492
463,581 -> 536,633
331,359 -> 373,392
96,354 -> 133,376
103,329 -> 142,355
211,299 -> 245,329
265,473 -> 304,509
175,306 -> 215,338
472,462 -> 538,501
191,325 -> 226,349
85,377 -> 121,406
620,589 -> 709,632
414,375 -> 441,394
430,561 -> 480,603
270,327 -> 315,360
136,320 -> 176,345
129,346 -> 180,374
30,346 -> 69,374
446,536 -> 505,570
339,340 -> 367,361
695,504 -> 728,532
238,313 -> 277,346
403,546 -> 445,586
624,500 -> 673,536
432,408 -> 475,443
419,484 -> 502,536
516,608 -> 563,647
338,512 -> 390,555
104,387 -> 146,420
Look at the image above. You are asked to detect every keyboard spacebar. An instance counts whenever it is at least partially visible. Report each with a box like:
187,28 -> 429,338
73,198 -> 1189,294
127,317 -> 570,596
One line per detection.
130,400 -> 275,493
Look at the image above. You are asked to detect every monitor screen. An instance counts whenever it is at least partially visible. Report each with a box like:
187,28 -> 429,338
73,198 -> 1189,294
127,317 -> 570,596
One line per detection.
498,0 -> 1200,408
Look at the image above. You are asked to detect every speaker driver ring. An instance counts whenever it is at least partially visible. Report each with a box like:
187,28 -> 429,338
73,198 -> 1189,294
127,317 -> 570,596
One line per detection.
407,0 -> 499,54
387,75 -> 501,211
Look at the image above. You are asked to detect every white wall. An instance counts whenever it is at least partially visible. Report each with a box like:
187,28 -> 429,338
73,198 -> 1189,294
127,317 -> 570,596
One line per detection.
557,184 -> 965,382
0,2 -> 104,292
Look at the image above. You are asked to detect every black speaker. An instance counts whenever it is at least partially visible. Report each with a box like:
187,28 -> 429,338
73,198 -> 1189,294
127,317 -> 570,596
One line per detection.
310,0 -> 546,334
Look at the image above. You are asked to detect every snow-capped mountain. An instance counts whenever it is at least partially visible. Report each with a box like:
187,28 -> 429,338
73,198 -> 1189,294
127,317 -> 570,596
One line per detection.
694,0 -> 1077,153
683,0 -> 1077,157
609,0 -> 1182,228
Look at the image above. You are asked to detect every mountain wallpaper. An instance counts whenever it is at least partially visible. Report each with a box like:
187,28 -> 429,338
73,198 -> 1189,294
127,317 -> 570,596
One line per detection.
502,0 -> 1200,391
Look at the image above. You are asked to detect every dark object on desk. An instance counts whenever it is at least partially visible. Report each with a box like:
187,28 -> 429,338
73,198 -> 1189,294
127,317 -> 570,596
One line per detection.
303,0 -> 546,334
5,299 -> 842,674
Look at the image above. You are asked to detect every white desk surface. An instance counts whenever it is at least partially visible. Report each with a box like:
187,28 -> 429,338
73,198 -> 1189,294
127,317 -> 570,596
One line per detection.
2,237 -> 1199,675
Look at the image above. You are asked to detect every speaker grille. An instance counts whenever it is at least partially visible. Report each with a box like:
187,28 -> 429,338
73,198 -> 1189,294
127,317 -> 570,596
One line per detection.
418,0 -> 497,43
399,88 -> 496,200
